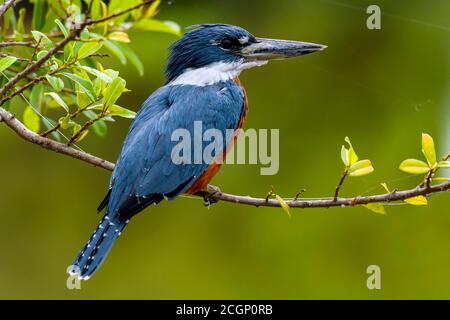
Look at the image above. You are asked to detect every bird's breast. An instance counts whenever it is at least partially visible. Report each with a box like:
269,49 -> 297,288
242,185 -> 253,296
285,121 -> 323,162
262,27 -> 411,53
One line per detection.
186,77 -> 248,194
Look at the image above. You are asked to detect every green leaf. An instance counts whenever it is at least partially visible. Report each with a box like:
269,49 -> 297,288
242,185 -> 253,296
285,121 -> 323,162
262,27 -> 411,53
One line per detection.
0,56 -> 17,72
88,104 -> 135,119
107,105 -> 135,118
60,72 -> 96,102
92,120 -> 108,137
77,42 -> 103,60
275,195 -> 291,218
58,115 -> 73,129
404,196 -> 428,206
363,203 -> 386,215
79,66 -> 113,83
422,133 -> 436,166
132,19 -> 181,36
102,77 -> 126,110
30,84 -> 44,112
399,159 -> 430,174
31,30 -> 53,49
76,90 -> 91,110
80,29 -> 90,41
54,19 -> 69,37
37,50 -> 48,60
116,43 -> 144,76
45,75 -> 64,92
44,92 -> 69,112
437,160 -> 450,168
103,39 -> 127,64
348,159 -> 374,177
23,106 -> 41,132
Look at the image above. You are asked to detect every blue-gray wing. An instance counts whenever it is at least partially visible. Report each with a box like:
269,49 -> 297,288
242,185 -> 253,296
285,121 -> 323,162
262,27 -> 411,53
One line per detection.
101,81 -> 245,221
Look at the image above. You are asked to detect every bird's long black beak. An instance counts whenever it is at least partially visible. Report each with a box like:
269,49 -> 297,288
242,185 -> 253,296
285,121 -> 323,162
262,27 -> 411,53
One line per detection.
241,37 -> 326,60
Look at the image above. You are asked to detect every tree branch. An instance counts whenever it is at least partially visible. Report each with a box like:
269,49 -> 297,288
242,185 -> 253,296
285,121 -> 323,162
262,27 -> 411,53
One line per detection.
1,104 -> 448,209
0,0 -> 21,18
0,107 -> 114,171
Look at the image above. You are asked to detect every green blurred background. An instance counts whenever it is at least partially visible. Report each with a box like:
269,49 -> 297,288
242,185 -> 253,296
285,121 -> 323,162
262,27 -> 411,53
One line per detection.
1,0 -> 449,299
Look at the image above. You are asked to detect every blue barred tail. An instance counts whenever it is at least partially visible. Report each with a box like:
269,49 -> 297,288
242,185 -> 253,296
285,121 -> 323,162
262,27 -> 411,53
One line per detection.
68,215 -> 127,280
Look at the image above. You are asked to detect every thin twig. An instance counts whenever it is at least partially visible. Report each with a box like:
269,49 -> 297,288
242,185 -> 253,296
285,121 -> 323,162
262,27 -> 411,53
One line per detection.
0,52 -> 29,62
67,113 -> 104,145
0,41 -> 35,48
334,170 -> 348,201
40,105 -> 90,137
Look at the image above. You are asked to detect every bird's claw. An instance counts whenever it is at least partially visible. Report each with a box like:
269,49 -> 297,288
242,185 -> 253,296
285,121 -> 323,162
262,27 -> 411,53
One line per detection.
194,185 -> 221,207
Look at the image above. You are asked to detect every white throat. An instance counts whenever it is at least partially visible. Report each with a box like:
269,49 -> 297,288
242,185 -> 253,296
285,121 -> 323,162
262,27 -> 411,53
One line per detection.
168,59 -> 268,87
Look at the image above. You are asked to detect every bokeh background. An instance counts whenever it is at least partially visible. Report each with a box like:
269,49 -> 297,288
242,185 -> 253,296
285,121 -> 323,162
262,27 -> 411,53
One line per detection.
1,0 -> 449,299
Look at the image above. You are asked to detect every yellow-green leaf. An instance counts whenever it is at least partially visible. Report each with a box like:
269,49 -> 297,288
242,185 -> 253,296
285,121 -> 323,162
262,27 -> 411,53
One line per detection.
422,133 -> 436,166
76,90 -> 91,110
79,66 -> 113,83
399,158 -> 430,174
60,72 -> 96,102
344,138 -> 358,166
438,160 -> 450,168
107,31 -> 130,43
23,106 -> 41,132
77,42 -> 103,60
132,19 -> 181,36
72,128 -> 89,143
102,77 -> 126,110
404,196 -> 428,206
31,30 -> 53,49
45,74 -> 64,92
381,182 -> 390,193
144,0 -> 161,18
275,195 -> 291,218
0,56 -> 17,72
348,160 -> 374,177
44,92 -> 69,112
88,104 -> 135,118
341,145 -> 349,166
54,19 -> 69,37
433,177 -> 449,182
363,203 -> 386,215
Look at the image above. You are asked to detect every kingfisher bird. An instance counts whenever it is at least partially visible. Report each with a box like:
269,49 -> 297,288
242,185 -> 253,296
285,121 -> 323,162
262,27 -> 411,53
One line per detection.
69,24 -> 326,280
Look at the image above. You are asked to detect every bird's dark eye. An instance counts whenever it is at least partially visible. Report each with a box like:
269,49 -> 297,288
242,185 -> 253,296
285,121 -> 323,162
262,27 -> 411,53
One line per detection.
219,37 -> 234,50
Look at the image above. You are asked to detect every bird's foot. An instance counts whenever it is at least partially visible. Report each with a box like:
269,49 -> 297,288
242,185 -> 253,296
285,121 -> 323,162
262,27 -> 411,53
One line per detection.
195,185 -> 221,207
